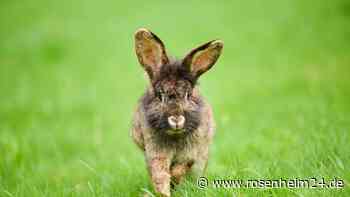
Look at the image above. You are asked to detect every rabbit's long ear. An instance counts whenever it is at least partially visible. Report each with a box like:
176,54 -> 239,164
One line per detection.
135,28 -> 169,80
183,40 -> 223,78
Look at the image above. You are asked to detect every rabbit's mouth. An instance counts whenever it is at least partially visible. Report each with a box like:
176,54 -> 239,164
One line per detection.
166,128 -> 186,135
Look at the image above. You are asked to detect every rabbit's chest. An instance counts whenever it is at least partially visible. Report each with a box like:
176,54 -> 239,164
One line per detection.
172,141 -> 202,163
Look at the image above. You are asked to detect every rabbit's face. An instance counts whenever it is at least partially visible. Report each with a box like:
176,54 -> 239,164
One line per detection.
135,28 -> 223,136
155,79 -> 189,131
150,64 -> 201,135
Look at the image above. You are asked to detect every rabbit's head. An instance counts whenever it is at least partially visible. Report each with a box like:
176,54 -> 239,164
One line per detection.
135,28 -> 223,136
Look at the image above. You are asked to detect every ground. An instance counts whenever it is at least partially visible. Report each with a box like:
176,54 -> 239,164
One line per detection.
0,0 -> 349,196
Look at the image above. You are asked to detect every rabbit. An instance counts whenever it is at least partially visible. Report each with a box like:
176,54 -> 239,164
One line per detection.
131,28 -> 223,197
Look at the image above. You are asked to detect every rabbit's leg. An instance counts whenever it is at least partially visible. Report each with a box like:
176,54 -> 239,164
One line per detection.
170,161 -> 193,186
146,151 -> 172,197
149,157 -> 171,196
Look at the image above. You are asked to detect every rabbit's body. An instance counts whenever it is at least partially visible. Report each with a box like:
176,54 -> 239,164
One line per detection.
132,85 -> 215,169
131,28 -> 223,197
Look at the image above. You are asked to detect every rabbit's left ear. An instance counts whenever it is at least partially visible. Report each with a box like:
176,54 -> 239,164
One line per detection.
183,40 -> 223,78
135,28 -> 169,80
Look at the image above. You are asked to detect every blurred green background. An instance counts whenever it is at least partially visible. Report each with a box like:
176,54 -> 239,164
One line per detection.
0,0 -> 349,196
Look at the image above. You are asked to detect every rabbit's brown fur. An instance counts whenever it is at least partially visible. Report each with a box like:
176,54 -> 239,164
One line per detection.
131,28 -> 223,197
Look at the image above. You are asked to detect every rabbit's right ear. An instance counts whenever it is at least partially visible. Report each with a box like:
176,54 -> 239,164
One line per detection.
134,28 -> 169,80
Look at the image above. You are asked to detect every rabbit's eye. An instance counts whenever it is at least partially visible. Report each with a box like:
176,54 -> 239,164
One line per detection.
157,93 -> 162,100
168,94 -> 176,100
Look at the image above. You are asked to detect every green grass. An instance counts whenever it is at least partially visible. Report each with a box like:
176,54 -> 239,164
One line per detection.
1,0 -> 350,196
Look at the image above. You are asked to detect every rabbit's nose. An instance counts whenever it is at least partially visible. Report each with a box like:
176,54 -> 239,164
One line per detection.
168,115 -> 185,130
